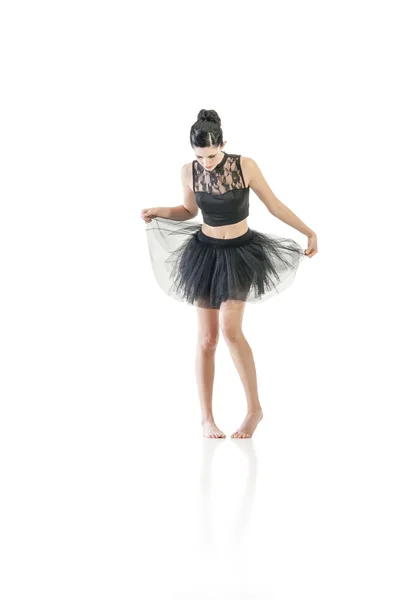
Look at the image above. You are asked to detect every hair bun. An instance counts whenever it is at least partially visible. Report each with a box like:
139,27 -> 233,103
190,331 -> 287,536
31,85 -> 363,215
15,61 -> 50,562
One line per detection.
197,109 -> 221,127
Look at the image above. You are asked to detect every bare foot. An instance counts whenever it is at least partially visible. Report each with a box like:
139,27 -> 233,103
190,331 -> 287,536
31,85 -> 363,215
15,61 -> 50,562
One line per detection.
202,419 -> 226,438
231,409 -> 263,438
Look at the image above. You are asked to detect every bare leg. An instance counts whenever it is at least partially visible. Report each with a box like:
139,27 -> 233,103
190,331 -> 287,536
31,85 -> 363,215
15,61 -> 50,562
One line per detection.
195,301 -> 226,438
219,299 -> 263,438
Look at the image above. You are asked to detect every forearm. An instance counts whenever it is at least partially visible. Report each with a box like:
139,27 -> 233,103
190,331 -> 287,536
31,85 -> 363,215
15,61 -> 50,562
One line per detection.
271,203 -> 315,238
156,205 -> 195,221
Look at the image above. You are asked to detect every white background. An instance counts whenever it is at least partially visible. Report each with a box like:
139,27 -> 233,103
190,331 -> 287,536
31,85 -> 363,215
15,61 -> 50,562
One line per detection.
1,1 -> 398,598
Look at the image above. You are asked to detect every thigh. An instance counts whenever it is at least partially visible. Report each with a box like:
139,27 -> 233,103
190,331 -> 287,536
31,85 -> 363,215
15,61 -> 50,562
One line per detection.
195,301 -> 220,338
219,299 -> 246,335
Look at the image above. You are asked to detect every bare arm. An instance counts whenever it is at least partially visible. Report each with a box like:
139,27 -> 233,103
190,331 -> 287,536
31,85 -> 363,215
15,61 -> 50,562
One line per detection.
243,157 -> 315,238
156,164 -> 199,221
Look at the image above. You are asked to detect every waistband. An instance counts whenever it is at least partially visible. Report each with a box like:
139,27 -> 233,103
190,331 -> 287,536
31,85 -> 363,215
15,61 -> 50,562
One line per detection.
197,227 -> 253,247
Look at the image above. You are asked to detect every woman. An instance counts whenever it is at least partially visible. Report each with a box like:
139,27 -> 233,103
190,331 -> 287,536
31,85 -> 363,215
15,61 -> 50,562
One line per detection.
141,109 -> 317,439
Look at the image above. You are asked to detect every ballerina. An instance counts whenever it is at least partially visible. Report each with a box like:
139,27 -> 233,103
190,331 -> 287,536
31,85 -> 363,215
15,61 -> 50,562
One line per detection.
141,109 -> 317,438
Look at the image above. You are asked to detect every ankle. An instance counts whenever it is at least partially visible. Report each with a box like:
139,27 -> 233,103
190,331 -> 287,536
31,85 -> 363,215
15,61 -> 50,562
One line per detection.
247,406 -> 263,415
201,416 -> 215,424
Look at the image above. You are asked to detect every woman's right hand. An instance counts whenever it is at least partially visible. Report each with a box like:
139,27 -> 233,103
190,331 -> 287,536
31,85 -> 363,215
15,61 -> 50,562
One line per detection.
140,208 -> 158,223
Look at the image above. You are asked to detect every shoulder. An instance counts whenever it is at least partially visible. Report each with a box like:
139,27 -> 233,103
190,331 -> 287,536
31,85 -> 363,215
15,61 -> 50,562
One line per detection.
239,155 -> 258,187
181,161 -> 194,178
239,155 -> 257,169
181,161 -> 196,190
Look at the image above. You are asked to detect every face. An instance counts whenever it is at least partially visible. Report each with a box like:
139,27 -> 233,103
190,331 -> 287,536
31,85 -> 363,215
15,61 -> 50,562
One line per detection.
193,144 -> 225,170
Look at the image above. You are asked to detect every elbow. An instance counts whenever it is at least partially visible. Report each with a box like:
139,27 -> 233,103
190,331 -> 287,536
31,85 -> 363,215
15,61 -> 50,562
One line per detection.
186,207 -> 199,219
269,201 -> 285,217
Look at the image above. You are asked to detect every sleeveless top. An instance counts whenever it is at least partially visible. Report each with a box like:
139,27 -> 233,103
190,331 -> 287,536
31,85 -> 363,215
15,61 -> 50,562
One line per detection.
192,151 -> 250,226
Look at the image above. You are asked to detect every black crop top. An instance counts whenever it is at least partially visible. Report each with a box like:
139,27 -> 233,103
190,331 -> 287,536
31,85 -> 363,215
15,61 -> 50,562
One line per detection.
192,152 -> 250,227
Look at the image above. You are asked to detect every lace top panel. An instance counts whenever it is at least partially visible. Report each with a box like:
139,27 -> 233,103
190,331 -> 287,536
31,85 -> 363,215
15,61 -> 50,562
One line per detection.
192,152 -> 246,195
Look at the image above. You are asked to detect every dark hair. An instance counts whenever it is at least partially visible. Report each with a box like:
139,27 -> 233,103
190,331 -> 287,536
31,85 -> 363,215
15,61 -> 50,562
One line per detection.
190,109 -> 223,148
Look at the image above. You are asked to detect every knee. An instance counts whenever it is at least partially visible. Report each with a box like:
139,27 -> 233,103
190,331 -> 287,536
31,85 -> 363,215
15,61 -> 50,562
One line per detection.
198,332 -> 219,351
220,324 -> 243,343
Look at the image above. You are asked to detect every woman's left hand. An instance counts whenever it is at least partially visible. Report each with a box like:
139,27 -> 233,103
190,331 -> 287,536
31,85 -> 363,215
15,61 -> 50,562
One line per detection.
304,233 -> 318,258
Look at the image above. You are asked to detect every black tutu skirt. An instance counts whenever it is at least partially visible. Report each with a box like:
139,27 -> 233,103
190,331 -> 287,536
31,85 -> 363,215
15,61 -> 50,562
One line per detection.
145,216 -> 306,309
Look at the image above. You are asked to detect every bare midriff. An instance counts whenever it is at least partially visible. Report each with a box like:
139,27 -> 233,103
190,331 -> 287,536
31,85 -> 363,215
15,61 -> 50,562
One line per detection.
201,218 -> 249,240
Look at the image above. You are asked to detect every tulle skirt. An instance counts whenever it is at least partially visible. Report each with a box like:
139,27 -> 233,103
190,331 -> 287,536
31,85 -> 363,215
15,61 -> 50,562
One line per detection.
145,216 -> 306,309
